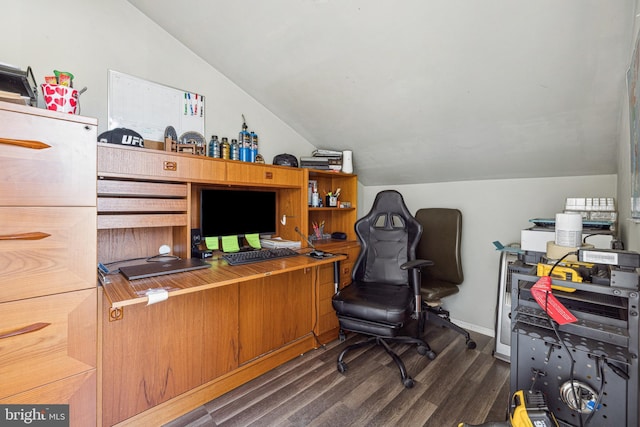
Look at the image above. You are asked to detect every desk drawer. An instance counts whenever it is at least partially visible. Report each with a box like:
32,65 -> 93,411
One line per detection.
0,289 -> 96,399
98,144 -> 225,182
0,206 -> 96,302
226,162 -> 302,187
0,109 -> 96,207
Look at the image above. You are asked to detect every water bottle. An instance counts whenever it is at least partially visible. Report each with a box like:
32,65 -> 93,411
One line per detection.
208,135 -> 220,158
230,139 -> 239,160
221,137 -> 230,159
239,122 -> 250,162
249,131 -> 258,162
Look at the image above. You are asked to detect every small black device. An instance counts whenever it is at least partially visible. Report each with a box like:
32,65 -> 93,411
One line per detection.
0,64 -> 37,106
331,232 -> 347,240
309,250 -> 325,258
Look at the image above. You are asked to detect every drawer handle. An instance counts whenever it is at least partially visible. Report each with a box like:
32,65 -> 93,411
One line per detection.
0,137 -> 51,150
0,232 -> 51,241
0,322 -> 51,340
164,161 -> 177,171
265,172 -> 273,179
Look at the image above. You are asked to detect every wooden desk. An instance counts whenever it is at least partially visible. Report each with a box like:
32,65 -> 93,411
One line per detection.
100,254 -> 344,427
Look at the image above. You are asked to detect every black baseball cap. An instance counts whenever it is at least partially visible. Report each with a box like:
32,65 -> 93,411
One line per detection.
98,128 -> 144,148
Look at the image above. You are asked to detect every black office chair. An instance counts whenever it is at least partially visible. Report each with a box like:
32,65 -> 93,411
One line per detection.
332,190 -> 436,388
415,208 -> 476,349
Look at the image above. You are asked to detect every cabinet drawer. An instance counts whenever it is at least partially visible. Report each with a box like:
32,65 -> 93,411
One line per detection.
0,207 -> 96,302
226,162 -> 302,187
2,370 -> 96,426
98,144 -> 225,182
0,108 -> 96,206
340,261 -> 355,288
0,289 -> 96,399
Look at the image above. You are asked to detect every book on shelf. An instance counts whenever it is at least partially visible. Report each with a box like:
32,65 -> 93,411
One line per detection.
312,149 -> 343,157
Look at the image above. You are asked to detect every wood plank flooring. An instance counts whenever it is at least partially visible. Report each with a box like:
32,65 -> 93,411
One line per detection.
164,324 -> 510,427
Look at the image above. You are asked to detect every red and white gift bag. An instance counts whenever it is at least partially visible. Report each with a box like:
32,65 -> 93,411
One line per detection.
41,83 -> 78,114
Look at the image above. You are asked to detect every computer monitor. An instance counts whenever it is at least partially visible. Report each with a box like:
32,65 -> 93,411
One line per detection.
200,188 -> 277,238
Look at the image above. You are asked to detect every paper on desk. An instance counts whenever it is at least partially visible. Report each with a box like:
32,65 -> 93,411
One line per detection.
205,236 -> 219,250
246,233 -> 261,249
222,235 -> 240,252
260,237 -> 301,249
146,288 -> 168,305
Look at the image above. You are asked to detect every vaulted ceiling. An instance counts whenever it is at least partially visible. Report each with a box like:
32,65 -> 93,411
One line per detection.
128,0 -> 635,185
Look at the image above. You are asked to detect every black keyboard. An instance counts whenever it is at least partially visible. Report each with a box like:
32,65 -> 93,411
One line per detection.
222,248 -> 300,265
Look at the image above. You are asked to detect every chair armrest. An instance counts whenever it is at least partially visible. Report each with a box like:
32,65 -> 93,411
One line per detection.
401,259 -> 434,316
400,259 -> 433,270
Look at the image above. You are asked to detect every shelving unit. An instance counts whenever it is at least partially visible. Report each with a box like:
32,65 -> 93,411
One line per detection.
304,169 -> 358,242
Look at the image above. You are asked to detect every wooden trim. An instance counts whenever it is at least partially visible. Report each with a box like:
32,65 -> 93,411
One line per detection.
0,231 -> 51,240
0,322 -> 50,340
0,137 -> 50,150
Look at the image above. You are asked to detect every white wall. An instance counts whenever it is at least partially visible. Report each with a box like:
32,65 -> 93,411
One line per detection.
0,0 -> 315,163
618,1 -> 640,252
363,175 -> 617,334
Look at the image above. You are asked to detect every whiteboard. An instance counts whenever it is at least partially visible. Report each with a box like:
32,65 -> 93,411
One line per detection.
108,70 -> 205,142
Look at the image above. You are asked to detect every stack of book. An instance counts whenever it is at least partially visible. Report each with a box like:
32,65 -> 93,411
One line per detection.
300,149 -> 342,170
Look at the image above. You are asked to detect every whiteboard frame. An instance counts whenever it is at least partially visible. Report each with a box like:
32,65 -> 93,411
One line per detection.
107,69 -> 205,142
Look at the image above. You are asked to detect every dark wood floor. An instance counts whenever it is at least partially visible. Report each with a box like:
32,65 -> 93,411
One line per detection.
164,324 -> 511,427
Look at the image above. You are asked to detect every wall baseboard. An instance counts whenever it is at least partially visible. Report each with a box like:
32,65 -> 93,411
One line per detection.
449,317 -> 494,338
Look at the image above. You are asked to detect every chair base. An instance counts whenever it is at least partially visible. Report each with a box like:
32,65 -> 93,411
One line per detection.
423,304 -> 477,349
336,332 -> 436,388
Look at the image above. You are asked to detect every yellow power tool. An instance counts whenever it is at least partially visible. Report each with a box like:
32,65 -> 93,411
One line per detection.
458,390 -> 559,427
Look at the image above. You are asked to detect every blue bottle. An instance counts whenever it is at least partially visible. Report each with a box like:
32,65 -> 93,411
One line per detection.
249,131 -> 258,163
239,121 -> 250,162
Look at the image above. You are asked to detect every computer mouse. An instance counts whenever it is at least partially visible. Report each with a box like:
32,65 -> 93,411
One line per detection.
309,250 -> 324,258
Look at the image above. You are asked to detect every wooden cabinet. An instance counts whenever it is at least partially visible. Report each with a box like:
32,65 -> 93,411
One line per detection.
101,286 -> 239,427
0,101 -> 97,425
303,169 -> 360,342
305,169 -> 358,241
313,241 -> 361,343
239,268 -> 313,363
96,146 -> 357,426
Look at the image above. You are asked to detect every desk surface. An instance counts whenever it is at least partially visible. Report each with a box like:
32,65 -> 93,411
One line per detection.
101,253 -> 346,308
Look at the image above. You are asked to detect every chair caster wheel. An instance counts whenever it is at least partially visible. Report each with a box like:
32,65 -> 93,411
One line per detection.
466,339 -> 477,350
337,361 -> 348,374
417,345 -> 429,356
403,377 -> 415,388
426,350 -> 437,360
